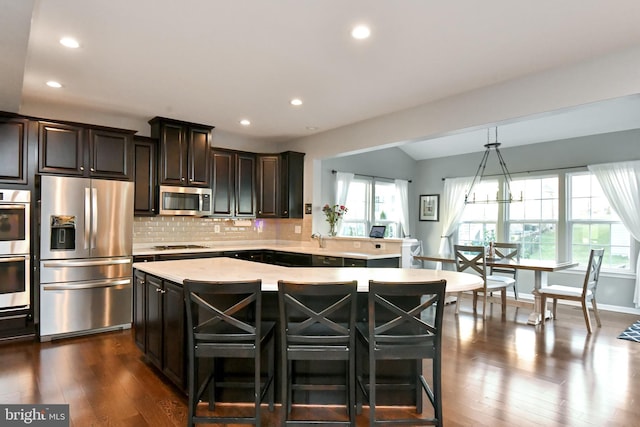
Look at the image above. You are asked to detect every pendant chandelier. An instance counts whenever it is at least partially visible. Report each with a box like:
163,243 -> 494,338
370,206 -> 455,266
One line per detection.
464,127 -> 523,204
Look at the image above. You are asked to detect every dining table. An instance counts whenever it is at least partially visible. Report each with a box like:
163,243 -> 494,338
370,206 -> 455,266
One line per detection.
415,254 -> 579,325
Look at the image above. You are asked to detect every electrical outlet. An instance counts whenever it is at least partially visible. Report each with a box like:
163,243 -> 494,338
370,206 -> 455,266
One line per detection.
214,224 -> 220,233
353,242 -> 361,248
294,225 -> 301,234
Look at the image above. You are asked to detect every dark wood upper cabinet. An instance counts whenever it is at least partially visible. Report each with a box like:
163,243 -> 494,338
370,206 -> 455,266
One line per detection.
133,136 -> 157,216
38,121 -> 85,176
149,117 -> 213,187
256,154 -> 280,218
38,121 -> 134,180
0,116 -> 29,184
256,151 -> 304,218
88,128 -> 133,180
211,149 -> 256,217
280,151 -> 305,218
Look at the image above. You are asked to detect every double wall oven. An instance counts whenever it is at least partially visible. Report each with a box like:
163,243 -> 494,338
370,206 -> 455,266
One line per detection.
0,189 -> 30,312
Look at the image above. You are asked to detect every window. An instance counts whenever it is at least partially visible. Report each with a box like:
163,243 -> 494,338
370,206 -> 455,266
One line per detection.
507,177 -> 558,261
568,172 -> 632,270
454,171 -> 635,273
341,177 -> 402,238
458,180 -> 498,246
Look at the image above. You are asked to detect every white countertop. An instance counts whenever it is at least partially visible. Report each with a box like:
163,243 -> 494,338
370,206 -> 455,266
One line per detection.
133,242 -> 400,260
133,257 -> 483,293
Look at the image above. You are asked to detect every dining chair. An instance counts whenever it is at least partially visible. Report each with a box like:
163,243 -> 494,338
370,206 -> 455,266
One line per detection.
539,248 -> 605,333
356,279 -> 446,426
453,245 -> 514,319
278,280 -> 358,426
183,279 -> 275,427
489,242 -> 521,299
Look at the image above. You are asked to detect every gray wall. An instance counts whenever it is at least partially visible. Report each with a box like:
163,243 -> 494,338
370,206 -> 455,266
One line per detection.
413,128 -> 640,309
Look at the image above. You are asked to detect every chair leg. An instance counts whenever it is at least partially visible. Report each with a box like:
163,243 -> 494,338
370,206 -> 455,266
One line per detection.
582,301 -> 593,334
349,350 -> 356,424
455,292 -> 461,314
268,340 -> 275,411
255,352 -> 262,427
513,283 -> 519,300
415,359 -> 422,414
433,353 -> 442,426
187,351 -> 196,427
501,289 -> 507,314
482,291 -> 487,320
592,298 -> 602,328
280,356 -> 288,427
552,299 -> 558,319
369,350 -> 376,427
473,291 -> 479,313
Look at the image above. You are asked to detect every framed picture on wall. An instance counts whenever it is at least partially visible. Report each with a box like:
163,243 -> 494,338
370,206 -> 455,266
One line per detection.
419,194 -> 439,221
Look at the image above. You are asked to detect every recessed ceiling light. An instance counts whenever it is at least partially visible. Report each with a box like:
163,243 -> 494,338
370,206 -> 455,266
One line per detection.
290,98 -> 303,106
46,81 -> 62,88
239,119 -> 251,126
59,37 -> 80,48
351,25 -> 371,40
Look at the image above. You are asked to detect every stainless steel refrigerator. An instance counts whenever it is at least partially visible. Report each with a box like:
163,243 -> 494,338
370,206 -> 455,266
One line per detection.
39,175 -> 134,340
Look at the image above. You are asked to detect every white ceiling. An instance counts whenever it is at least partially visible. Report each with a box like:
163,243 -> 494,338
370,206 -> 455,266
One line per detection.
3,0 -> 640,157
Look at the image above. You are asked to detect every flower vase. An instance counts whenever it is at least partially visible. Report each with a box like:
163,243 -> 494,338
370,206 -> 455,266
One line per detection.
328,222 -> 337,237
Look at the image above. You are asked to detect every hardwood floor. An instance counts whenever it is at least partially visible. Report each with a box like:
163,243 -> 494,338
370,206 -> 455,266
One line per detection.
1,299 -> 638,426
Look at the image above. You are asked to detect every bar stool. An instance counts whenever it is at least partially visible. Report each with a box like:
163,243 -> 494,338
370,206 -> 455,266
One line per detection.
356,279 -> 447,426
183,279 -> 275,426
277,280 -> 358,426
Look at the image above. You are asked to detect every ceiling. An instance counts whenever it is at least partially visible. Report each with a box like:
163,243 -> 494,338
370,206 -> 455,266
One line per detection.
3,0 -> 640,156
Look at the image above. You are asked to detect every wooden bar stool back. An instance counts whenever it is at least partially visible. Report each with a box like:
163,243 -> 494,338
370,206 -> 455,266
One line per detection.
183,279 -> 275,426
277,280 -> 358,426
356,279 -> 447,426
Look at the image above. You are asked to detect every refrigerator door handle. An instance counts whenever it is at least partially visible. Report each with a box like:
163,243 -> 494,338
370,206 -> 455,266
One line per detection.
43,278 -> 131,291
91,187 -> 98,249
42,258 -> 132,268
84,187 -> 91,250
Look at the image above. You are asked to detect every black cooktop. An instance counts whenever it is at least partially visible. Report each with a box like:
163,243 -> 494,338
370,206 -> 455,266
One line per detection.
152,244 -> 209,250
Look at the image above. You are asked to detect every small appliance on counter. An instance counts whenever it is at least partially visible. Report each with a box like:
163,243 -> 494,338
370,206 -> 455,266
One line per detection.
39,175 -> 134,341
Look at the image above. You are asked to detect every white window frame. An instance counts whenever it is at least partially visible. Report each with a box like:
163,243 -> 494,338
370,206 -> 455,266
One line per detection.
340,176 -> 402,238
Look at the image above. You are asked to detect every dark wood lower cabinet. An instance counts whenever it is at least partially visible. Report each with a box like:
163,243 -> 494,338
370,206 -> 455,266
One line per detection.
162,281 -> 185,387
136,271 -> 185,390
133,268 -> 415,403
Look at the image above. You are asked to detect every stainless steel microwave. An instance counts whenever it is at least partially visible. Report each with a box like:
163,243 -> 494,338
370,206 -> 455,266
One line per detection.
158,185 -> 212,216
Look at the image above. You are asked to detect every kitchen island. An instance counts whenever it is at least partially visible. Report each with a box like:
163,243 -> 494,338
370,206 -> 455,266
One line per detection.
132,257 -> 482,404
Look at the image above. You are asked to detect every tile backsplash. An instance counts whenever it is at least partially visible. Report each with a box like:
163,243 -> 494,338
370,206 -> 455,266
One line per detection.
133,216 -> 311,244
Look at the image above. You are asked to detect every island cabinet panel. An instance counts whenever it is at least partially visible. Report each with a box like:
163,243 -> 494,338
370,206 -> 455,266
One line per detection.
150,117 -> 213,187
0,116 -> 28,184
135,271 -> 186,390
162,281 -> 185,388
133,136 -> 157,215
133,270 -> 147,352
133,268 -> 418,404
145,275 -> 163,369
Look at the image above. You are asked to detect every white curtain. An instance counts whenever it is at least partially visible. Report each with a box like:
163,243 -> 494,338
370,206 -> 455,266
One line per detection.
437,177 -> 474,265
588,161 -> 640,307
394,179 -> 410,237
335,172 -> 354,234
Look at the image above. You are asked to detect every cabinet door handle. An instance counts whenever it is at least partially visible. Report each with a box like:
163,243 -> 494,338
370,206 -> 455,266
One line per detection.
90,167 -> 95,172
80,166 -> 84,171
181,177 -> 185,181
